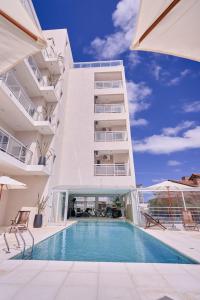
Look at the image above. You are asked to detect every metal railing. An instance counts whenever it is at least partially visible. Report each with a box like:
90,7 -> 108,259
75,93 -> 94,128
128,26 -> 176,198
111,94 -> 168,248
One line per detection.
95,131 -> 127,142
95,103 -> 124,113
0,128 -> 33,164
0,72 -> 39,121
27,56 -> 45,86
42,46 -> 57,59
143,206 -> 200,224
95,80 -> 123,89
74,60 -> 123,68
94,164 -> 129,176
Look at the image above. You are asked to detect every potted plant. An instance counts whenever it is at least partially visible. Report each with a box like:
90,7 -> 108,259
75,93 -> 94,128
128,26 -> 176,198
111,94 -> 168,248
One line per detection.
33,194 -> 48,228
43,104 -> 55,123
37,140 -> 50,166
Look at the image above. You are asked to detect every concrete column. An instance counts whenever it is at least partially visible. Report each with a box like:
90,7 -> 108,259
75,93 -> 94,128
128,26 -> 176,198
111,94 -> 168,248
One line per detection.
64,190 -> 69,222
130,190 -> 140,225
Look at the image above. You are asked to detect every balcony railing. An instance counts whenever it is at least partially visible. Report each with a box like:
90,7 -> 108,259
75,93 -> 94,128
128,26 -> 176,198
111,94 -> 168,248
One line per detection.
95,103 -> 124,113
142,206 -> 200,225
0,128 -> 33,164
95,80 -> 123,89
74,60 -> 123,68
42,46 -> 57,59
94,164 -> 129,176
27,56 -> 45,86
0,72 -> 39,121
95,131 -> 127,142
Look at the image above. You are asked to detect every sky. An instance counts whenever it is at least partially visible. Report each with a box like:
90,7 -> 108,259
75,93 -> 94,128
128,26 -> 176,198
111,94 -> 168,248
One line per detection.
32,0 -> 200,186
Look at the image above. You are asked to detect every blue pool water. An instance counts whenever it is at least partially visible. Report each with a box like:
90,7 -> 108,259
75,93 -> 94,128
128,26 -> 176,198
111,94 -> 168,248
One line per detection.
13,221 -> 197,263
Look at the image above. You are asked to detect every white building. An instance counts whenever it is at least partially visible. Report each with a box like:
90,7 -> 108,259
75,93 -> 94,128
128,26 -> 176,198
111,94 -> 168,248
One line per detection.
0,0 -> 136,227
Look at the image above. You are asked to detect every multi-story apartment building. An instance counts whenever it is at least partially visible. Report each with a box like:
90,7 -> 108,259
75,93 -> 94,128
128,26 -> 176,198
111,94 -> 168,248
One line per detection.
0,0 -> 136,227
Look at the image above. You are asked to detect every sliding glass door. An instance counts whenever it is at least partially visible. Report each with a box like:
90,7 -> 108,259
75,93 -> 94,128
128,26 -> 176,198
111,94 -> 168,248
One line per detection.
50,191 -> 68,223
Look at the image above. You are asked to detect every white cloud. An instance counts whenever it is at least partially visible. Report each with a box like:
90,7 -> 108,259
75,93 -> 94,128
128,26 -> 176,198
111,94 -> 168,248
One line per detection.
127,51 -> 141,68
167,69 -> 191,86
162,121 -> 195,136
126,80 -> 152,127
151,63 -> 162,80
126,80 -> 152,115
130,118 -> 148,127
152,178 -> 168,183
167,160 -> 181,166
183,101 -> 200,113
87,0 -> 140,59
134,126 -> 200,154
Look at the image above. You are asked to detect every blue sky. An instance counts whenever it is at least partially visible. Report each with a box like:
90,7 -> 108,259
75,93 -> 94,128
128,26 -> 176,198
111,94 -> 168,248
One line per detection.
33,0 -> 200,186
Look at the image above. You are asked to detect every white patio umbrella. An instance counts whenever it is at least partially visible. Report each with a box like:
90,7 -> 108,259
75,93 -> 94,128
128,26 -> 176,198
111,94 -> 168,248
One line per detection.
0,176 -> 27,201
140,180 -> 198,226
131,0 -> 200,62
0,0 -> 47,74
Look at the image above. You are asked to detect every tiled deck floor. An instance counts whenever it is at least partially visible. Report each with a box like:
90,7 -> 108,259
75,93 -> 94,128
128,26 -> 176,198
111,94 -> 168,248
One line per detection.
0,260 -> 200,300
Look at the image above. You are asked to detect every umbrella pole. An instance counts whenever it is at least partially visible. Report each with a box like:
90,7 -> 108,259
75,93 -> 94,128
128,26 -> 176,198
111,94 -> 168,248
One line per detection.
167,187 -> 175,228
0,184 -> 3,201
181,191 -> 187,211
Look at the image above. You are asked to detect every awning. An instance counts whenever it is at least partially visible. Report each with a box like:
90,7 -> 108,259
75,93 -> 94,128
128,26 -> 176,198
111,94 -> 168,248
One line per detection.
131,0 -> 200,62
0,0 -> 46,74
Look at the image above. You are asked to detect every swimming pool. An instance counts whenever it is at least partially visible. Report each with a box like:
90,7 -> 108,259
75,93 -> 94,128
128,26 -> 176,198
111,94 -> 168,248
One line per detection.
13,221 -> 196,263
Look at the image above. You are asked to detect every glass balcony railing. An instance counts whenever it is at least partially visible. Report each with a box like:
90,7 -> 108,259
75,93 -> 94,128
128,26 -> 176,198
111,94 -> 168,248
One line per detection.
74,60 -> 123,68
0,71 -> 40,121
27,56 -> 45,86
95,80 -> 123,89
94,164 -> 129,176
0,128 -> 33,164
94,131 -> 128,142
95,103 -> 124,113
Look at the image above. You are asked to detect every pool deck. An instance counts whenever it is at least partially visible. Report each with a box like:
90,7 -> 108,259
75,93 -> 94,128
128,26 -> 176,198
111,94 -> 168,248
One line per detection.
0,260 -> 200,300
0,222 -> 200,299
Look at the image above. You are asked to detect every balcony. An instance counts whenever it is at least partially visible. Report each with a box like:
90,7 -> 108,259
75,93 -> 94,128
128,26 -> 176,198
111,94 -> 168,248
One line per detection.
13,57 -> 59,102
0,128 -> 32,164
74,60 -> 123,68
95,80 -> 123,89
36,46 -> 63,75
0,72 -> 54,135
95,103 -> 124,113
95,131 -> 127,142
0,71 -> 39,120
94,164 -> 129,176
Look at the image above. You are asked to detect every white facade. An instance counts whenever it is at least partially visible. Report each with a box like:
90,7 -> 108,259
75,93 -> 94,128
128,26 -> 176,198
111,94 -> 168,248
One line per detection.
0,1 -> 136,226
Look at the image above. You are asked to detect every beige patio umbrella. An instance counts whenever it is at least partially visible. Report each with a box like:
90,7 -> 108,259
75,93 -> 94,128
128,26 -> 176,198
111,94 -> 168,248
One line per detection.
140,180 -> 198,226
131,0 -> 200,62
0,176 -> 27,201
0,0 -> 47,74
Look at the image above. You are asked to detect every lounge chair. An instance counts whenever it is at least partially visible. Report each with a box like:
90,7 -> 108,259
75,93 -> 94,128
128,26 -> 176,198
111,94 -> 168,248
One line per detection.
10,210 -> 30,232
141,212 -> 166,230
182,210 -> 199,231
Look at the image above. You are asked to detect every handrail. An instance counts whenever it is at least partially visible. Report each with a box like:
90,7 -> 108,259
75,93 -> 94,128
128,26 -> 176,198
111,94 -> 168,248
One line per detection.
94,163 -> 129,176
0,127 -> 33,164
0,71 -> 40,121
95,103 -> 124,113
95,131 -> 127,142
95,80 -> 123,89
74,60 -> 123,68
